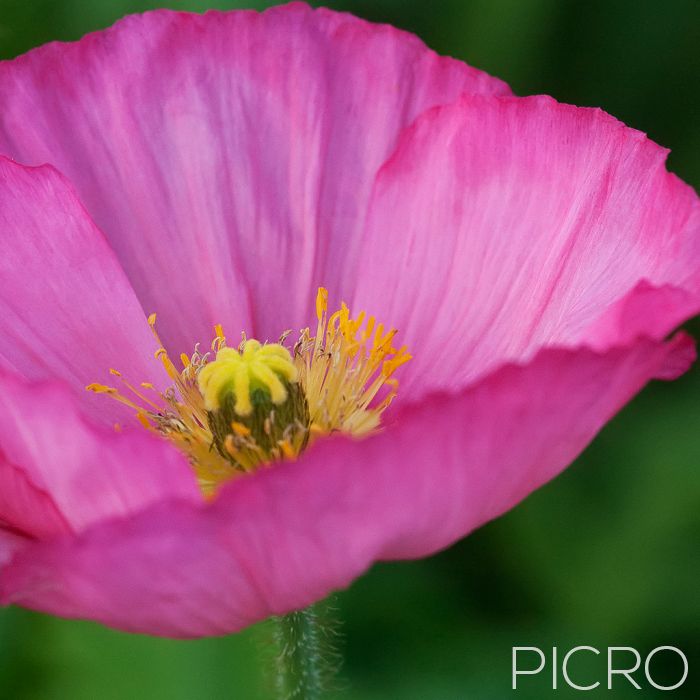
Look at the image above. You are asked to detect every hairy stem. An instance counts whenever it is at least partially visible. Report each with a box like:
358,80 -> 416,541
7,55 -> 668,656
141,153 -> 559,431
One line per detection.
272,599 -> 340,700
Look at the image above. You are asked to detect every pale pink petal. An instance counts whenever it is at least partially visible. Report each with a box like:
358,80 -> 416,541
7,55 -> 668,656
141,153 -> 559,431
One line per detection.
351,95 -> 700,400
1,334 -> 689,637
0,4 -> 510,352
0,369 -> 201,536
0,157 -> 164,424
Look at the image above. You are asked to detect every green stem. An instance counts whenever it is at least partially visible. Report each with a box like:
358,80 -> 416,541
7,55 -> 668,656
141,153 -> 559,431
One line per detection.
272,599 -> 340,700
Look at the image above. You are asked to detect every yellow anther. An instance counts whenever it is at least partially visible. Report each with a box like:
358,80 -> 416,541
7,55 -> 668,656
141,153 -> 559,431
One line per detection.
86,383 -> 114,393
309,423 -> 325,437
278,439 -> 296,460
109,368 -> 121,377
231,421 -> 251,437
382,348 -> 412,377
316,286 -> 328,320
148,313 -> 157,326
136,412 -> 152,429
197,339 -> 298,415
223,434 -> 238,458
180,353 -> 191,368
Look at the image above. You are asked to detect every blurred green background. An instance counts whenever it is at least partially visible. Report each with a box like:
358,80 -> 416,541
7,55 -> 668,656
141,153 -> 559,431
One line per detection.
0,0 -> 698,697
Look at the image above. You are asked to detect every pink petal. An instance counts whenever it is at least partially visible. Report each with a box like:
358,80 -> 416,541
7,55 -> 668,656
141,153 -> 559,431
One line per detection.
1,334 -> 689,637
585,280 -> 700,355
0,157 -> 164,424
0,4 -> 510,353
351,95 -> 700,400
0,369 -> 201,537
0,452 -> 71,539
0,530 -> 28,567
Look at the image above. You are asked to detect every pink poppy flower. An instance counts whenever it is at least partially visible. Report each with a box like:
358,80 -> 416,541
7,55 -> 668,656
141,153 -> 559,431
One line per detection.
0,3 -> 698,638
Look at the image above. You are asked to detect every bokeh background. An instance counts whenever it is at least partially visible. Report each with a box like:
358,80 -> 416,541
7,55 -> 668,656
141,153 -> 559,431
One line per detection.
0,0 -> 698,697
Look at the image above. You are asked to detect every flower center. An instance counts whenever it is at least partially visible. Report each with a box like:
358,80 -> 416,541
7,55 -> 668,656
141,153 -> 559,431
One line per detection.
199,339 -> 310,470
87,288 -> 411,495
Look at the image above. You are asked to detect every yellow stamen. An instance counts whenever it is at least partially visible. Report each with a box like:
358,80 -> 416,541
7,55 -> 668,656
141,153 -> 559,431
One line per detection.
316,286 -> 328,320
89,288 -> 410,496
294,287 -> 411,439
231,421 -> 251,437
86,383 -> 114,394
278,439 -> 296,460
